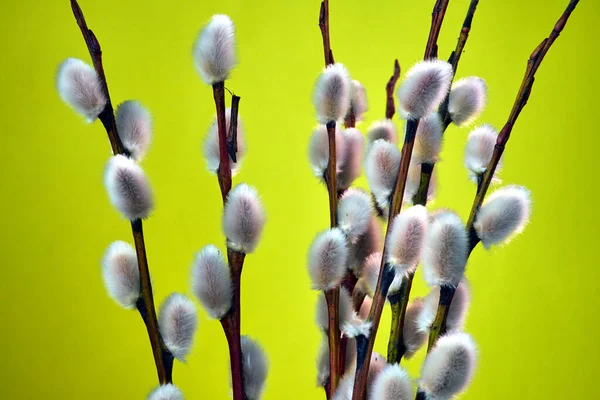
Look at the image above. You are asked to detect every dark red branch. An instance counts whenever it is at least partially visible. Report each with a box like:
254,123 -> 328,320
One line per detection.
424,0 -> 451,60
319,1 -> 334,66
385,60 -> 401,119
212,82 -> 232,203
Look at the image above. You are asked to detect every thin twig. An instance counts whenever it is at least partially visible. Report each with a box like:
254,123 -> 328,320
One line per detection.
212,81 -> 232,203
386,273 -> 414,364
319,0 -> 334,66
227,95 -> 241,163
221,250 -> 246,400
70,0 -> 169,383
385,60 -> 401,120
466,0 -> 580,234
424,0 -> 451,60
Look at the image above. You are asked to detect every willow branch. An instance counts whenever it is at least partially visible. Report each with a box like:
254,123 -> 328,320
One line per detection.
70,0 -> 170,383
227,95 -> 241,163
319,0 -> 334,66
386,273 -> 414,364
212,81 -> 232,202
385,60 -> 401,119
424,0 -> 451,60
466,0 -> 580,235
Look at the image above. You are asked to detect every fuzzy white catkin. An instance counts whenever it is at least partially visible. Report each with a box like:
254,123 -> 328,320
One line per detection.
404,161 -> 437,205
474,185 -> 532,248
338,189 -> 374,242
397,60 -> 453,120
223,183 -> 266,254
366,120 -> 398,150
448,77 -> 487,126
308,228 -> 348,290
402,298 -> 427,359
420,332 -> 477,399
191,245 -> 232,319
313,63 -> 352,123
309,124 -> 346,178
388,268 -> 405,294
317,336 -> 357,386
361,252 -> 382,295
365,139 -> 401,212
369,352 -> 387,387
347,79 -> 368,122
101,241 -> 140,309
193,14 -> 236,84
413,113 -> 443,164
56,58 -> 106,121
358,295 -> 372,320
204,108 -> 246,175
464,124 -> 500,179
337,128 -> 365,190
348,216 -> 383,275
115,100 -> 152,161
370,364 -> 414,400
316,287 -> 354,331
386,205 -> 429,274
332,374 -> 355,400
422,211 -> 468,288
148,384 -> 184,400
158,293 -> 197,361
241,336 -> 269,400
104,155 -> 154,220
418,280 -> 470,334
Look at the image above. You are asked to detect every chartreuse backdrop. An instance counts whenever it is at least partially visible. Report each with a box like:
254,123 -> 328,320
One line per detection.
1,0 -> 597,398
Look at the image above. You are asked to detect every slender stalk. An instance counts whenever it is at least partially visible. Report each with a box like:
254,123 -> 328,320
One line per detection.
344,108 -> 356,129
352,119 -> 420,400
326,121 -> 338,228
70,0 -> 169,383
227,95 -> 241,163
319,0 -> 334,66
325,289 -> 340,396
426,286 -> 456,351
386,272 -> 414,364
221,250 -> 246,400
213,81 -> 232,202
466,0 -> 579,235
385,59 -> 401,119
424,0 -> 450,60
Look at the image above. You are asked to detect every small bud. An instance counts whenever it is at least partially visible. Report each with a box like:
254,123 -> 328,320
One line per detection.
223,183 -> 266,254
358,295 -> 372,320
309,124 -> 345,178
386,205 -> 428,274
104,155 -> 154,220
316,288 -> 354,331
371,364 -> 414,400
361,252 -> 382,295
158,293 -> 197,361
241,336 -> 269,400
308,228 -> 348,290
388,269 -> 405,294
115,101 -> 152,161
448,77 -> 487,126
397,60 -> 453,120
56,58 -> 106,121
347,79 -> 368,122
365,139 -> 401,213
203,108 -> 246,176
420,332 -> 477,399
101,241 -> 140,309
338,189 -> 374,242
404,161 -> 437,205
148,384 -> 184,400
465,124 -> 501,180
475,185 -> 532,248
419,280 -> 470,334
193,15 -> 236,84
348,216 -> 383,275
403,298 -> 427,359
423,211 -> 468,287
191,245 -> 232,319
313,63 -> 352,123
366,120 -> 398,151
413,113 -> 443,164
337,128 -> 365,190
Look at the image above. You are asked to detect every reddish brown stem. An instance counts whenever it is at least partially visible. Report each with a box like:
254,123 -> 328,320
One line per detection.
213,82 -> 232,202
424,0 -> 450,60
325,288 -> 341,396
221,250 -> 246,400
70,0 -> 127,156
466,0 -> 579,233
326,121 -> 338,228
227,95 -> 241,163
385,60 -> 401,119
319,1 -> 334,66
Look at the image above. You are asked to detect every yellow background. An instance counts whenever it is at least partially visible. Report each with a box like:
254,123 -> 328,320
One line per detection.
1,0 -> 597,398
